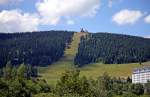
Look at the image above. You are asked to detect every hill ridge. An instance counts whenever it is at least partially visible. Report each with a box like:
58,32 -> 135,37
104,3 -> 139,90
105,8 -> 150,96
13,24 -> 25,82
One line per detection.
36,31 -> 150,85
39,32 -> 84,84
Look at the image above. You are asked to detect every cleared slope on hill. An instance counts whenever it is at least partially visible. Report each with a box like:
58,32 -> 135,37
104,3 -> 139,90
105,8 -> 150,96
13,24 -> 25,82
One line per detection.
39,32 -> 83,84
0,31 -> 73,67
39,32 -> 150,85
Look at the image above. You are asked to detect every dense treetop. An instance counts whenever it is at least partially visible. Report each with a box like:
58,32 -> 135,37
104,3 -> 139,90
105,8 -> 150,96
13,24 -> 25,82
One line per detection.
1,31 -> 150,68
0,31 -> 74,67
74,33 -> 150,66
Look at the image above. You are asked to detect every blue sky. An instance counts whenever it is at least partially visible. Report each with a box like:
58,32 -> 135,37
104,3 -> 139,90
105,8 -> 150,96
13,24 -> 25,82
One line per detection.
0,0 -> 150,37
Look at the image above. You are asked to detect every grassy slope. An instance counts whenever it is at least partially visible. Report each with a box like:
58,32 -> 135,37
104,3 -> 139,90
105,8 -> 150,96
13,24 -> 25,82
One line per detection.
39,32 -> 150,85
80,61 -> 150,79
38,32 -> 81,84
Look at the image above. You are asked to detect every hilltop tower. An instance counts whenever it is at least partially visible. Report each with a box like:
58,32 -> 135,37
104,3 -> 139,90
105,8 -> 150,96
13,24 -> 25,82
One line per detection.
79,28 -> 88,37
80,28 -> 84,32
80,28 -> 88,33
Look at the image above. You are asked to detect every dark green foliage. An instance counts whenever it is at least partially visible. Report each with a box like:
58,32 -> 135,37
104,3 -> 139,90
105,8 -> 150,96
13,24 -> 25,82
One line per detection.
130,83 -> 144,95
55,70 -> 147,97
75,33 -> 150,66
122,93 -> 138,97
26,64 -> 38,78
0,63 -> 51,97
3,62 -> 38,79
126,76 -> 132,83
94,74 -> 113,97
0,78 -> 51,97
56,70 -> 90,96
3,61 -> 13,79
61,93 -> 83,97
145,82 -> 150,95
33,93 -> 58,97
0,66 -> 149,97
17,63 -> 26,78
0,31 -> 73,67
56,70 -> 113,97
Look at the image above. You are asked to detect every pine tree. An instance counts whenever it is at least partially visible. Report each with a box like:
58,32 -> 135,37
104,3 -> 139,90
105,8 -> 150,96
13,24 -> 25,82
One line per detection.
3,61 -> 13,79
17,63 -> 26,79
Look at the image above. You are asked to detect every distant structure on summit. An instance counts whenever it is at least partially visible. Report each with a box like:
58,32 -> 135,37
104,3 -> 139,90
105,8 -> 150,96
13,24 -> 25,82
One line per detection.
80,28 -> 88,33
81,28 -> 84,32
132,66 -> 150,83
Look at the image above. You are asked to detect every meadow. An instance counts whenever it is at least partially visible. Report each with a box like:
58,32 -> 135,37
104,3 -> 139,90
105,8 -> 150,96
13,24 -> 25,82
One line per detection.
38,32 -> 150,85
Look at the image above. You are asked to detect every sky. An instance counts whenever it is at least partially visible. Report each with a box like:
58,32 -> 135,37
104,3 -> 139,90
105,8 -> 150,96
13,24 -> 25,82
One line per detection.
0,0 -> 150,37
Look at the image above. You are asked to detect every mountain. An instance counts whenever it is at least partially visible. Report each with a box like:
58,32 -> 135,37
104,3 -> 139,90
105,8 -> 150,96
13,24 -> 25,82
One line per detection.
0,31 -> 150,68
74,32 -> 150,66
0,31 -> 73,67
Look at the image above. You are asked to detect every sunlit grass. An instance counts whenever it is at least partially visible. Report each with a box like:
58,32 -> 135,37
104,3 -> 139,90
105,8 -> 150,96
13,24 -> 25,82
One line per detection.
80,62 -> 142,79
38,32 -> 81,85
38,32 -> 150,85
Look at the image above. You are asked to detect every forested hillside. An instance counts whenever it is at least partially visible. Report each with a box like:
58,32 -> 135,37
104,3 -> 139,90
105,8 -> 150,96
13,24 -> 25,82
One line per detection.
0,31 -> 150,97
74,33 -> 150,66
0,31 -> 73,67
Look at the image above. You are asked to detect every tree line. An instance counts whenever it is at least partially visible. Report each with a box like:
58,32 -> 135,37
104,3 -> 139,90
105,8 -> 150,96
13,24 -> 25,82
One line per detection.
74,33 -> 150,66
0,31 -> 73,67
35,70 -> 150,97
0,62 -> 50,97
0,62 -> 150,97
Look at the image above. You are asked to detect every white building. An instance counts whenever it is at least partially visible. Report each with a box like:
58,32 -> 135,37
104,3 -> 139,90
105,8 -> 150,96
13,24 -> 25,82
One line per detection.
132,67 -> 150,84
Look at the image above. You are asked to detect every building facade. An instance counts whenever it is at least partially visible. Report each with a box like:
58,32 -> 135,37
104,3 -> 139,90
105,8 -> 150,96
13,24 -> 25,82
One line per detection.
132,67 -> 150,84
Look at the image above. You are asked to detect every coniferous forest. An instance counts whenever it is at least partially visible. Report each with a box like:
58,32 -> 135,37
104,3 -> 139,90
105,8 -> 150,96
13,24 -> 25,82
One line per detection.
1,64 -> 150,97
0,31 -> 73,67
1,31 -> 150,68
0,31 -> 150,97
74,33 -> 150,66
1,0 -> 150,96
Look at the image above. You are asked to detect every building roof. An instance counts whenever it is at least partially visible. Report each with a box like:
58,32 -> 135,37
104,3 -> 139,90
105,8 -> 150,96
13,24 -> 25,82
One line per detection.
133,66 -> 150,74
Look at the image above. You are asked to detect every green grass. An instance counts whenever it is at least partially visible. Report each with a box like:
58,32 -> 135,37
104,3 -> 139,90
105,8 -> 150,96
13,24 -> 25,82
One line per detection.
114,95 -> 150,97
38,32 -> 81,85
80,61 -> 150,79
38,32 -> 150,85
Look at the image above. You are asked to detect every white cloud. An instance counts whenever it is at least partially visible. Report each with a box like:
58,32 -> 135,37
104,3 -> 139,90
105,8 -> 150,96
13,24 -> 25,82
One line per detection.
67,20 -> 74,25
0,0 -> 22,5
112,9 -> 143,25
144,15 -> 150,24
0,9 -> 39,33
36,0 -> 100,25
